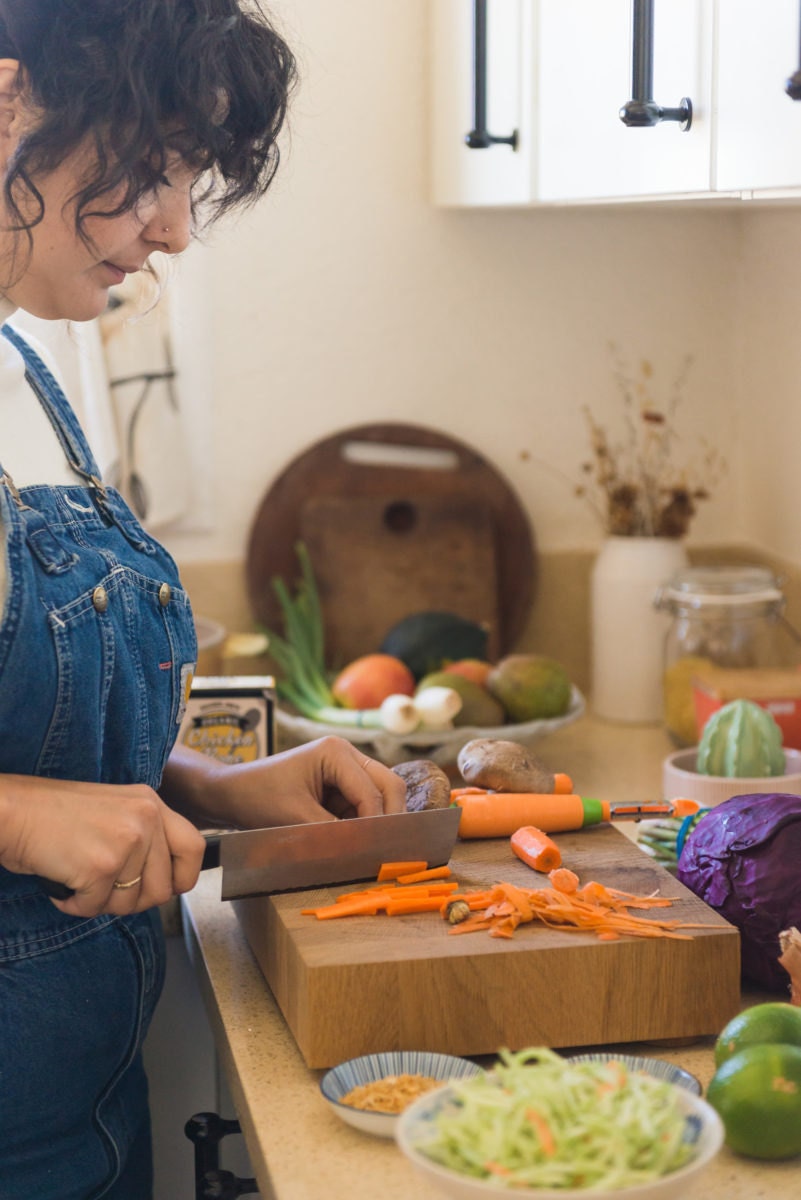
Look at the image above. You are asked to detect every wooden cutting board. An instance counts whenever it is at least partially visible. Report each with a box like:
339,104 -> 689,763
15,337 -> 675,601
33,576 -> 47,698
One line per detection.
233,825 -> 741,1068
245,423 -> 537,667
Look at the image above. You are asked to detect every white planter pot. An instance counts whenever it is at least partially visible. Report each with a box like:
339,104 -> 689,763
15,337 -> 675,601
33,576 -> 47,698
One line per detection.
591,536 -> 689,723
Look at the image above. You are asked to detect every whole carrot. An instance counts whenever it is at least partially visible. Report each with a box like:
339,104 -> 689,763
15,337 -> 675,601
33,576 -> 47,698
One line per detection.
511,825 -> 562,872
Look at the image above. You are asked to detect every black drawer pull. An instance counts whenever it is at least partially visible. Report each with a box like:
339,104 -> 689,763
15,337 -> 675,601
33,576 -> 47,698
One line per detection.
619,0 -> 692,130
465,0 -> 518,150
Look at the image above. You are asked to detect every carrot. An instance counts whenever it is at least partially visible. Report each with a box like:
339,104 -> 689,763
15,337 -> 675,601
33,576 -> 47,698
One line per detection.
386,897 -> 446,915
395,865 -> 452,884
377,860 -> 427,881
552,774 -> 573,795
548,867 -> 579,893
336,882 -> 458,902
511,825 -> 562,872
454,791 -> 610,838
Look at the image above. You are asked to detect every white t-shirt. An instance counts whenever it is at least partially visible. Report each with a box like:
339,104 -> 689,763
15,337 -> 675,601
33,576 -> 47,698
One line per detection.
0,298 -> 77,603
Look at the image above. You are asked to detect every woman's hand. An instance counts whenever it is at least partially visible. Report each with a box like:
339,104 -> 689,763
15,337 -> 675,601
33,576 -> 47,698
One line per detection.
0,774 -> 206,917
160,736 -> 408,831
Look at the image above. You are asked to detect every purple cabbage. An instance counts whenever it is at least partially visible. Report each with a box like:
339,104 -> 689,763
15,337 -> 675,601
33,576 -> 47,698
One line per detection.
676,792 -> 801,992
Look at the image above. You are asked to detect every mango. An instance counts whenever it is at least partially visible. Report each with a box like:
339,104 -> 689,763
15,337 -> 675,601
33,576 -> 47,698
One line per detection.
487,654 -> 572,722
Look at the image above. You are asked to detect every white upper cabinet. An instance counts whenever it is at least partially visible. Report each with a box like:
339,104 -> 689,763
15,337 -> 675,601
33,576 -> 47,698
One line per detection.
430,0 -> 533,205
537,0 -> 712,202
715,0 -> 801,192
430,0 -> 801,206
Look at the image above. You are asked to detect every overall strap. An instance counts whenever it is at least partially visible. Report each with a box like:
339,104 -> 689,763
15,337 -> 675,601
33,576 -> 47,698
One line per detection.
1,324 -> 106,493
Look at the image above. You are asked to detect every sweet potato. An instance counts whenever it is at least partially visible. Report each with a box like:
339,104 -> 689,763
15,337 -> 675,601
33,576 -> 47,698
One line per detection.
456,738 -> 571,794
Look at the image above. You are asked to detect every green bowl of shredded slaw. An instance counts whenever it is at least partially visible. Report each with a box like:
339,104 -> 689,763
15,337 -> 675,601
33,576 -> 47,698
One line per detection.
395,1047 -> 723,1198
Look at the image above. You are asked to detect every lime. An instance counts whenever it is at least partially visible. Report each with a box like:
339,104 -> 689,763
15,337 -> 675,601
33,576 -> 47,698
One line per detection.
707,1042 -> 801,1159
714,1002 -> 801,1067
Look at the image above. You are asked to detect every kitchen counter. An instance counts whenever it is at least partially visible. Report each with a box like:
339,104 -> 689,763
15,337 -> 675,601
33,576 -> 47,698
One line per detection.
181,714 -> 800,1199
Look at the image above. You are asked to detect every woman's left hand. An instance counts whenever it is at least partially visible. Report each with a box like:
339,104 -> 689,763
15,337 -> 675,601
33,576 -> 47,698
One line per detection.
161,736 -> 408,831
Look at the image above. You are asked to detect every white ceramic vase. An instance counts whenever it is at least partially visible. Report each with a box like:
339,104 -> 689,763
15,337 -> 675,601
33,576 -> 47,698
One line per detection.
590,536 -> 689,723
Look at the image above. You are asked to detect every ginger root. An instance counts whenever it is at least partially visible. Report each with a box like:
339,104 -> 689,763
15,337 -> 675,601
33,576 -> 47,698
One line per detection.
779,927 -> 801,1006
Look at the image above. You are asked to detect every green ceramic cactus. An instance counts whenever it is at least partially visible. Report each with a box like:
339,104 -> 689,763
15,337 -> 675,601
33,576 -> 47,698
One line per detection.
696,699 -> 786,777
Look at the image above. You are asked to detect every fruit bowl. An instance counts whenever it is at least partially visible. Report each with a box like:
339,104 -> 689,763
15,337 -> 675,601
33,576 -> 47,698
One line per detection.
275,686 -> 586,767
662,746 -> 801,807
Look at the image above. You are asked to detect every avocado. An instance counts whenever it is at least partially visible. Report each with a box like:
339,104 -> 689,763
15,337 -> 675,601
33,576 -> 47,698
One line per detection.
380,611 -> 489,680
487,654 -> 572,722
416,671 -> 505,727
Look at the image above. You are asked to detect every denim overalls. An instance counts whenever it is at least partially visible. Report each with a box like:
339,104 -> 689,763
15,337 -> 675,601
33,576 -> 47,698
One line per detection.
0,325 -> 197,1199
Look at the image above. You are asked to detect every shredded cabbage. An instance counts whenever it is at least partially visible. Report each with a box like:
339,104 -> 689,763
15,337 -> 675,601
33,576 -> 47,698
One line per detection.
416,1047 -> 693,1191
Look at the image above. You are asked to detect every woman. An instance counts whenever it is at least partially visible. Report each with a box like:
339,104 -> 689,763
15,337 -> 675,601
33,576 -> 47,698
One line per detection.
0,2 -> 405,1196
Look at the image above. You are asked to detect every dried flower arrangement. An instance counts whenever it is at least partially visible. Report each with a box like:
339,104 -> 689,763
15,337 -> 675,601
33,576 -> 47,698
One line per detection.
576,346 -> 725,539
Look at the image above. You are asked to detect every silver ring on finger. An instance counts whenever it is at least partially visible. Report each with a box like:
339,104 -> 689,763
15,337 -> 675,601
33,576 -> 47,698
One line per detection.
112,874 -> 143,890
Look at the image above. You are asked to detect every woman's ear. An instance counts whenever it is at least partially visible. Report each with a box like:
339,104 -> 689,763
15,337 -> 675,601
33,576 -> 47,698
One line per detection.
0,58 -> 25,160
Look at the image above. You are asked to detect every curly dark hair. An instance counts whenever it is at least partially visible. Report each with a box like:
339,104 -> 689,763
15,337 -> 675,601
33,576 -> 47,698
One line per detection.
0,0 -> 297,238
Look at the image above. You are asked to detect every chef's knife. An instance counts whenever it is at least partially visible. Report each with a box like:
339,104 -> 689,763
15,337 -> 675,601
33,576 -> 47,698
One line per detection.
38,805 -> 462,902
203,805 -> 462,900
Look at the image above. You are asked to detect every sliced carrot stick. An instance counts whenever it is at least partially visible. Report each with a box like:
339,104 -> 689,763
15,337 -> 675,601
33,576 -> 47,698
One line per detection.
377,860 -> 427,881
511,825 -> 562,872
386,897 -> 446,915
336,882 -> 457,902
395,865 -> 452,884
552,774 -> 573,795
311,899 -> 381,919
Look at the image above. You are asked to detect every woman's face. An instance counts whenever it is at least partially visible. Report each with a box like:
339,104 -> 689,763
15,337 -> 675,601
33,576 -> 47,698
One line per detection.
0,143 -> 195,321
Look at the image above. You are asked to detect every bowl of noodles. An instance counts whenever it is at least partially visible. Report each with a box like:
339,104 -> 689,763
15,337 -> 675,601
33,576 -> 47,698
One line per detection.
395,1048 -> 724,1198
319,1050 -> 483,1138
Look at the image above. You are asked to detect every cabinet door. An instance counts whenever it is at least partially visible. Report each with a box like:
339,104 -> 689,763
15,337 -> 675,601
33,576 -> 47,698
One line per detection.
430,0 -> 534,205
537,0 -> 713,202
715,0 -> 801,192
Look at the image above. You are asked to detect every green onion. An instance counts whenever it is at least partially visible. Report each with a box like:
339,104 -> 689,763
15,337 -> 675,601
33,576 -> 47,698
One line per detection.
260,542 -> 384,727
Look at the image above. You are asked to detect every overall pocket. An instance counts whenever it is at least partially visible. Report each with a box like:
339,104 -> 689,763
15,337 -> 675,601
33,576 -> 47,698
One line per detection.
37,564 -> 196,787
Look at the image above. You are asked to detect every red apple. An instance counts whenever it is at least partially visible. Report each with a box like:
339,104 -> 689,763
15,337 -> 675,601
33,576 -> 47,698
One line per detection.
444,658 -> 493,688
332,654 -> 415,710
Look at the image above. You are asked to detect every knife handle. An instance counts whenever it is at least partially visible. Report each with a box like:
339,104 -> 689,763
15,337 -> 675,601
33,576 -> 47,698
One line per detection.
36,876 -> 75,900
36,832 -> 221,900
201,833 -> 221,871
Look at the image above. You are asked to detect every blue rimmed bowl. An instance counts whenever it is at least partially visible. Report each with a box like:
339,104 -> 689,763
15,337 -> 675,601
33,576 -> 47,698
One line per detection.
565,1052 -> 702,1095
396,1082 -> 723,1200
319,1050 -> 483,1138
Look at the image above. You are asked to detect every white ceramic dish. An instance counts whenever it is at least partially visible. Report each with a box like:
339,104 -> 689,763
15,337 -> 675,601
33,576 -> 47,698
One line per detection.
277,686 -> 586,767
565,1052 -> 701,1095
396,1083 -> 724,1200
663,746 -> 801,807
319,1050 -> 482,1138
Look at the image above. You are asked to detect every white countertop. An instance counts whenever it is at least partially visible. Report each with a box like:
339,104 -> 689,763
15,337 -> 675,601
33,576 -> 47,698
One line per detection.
181,713 -> 801,1199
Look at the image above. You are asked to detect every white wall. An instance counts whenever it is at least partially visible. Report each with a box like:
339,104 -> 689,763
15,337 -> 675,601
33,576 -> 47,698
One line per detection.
162,0 -> 750,567
736,208 -> 801,565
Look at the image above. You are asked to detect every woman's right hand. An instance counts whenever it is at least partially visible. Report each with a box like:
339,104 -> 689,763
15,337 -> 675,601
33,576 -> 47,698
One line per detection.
0,774 -> 206,916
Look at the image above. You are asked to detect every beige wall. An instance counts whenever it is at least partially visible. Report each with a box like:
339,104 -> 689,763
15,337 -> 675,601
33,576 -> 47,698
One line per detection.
162,2 -> 801,677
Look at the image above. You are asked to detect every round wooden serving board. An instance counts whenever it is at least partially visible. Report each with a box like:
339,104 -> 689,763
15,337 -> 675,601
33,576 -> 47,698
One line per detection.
245,423 -> 537,667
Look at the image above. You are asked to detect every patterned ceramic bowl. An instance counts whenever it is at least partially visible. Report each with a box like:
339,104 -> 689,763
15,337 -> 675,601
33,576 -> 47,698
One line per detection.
319,1050 -> 483,1138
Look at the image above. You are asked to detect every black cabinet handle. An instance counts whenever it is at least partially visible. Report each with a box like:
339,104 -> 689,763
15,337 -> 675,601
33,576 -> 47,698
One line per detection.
465,0 -> 518,150
619,0 -> 692,130
786,0 -> 801,98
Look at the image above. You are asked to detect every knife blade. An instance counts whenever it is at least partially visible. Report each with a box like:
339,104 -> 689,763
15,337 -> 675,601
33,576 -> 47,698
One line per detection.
203,805 -> 463,900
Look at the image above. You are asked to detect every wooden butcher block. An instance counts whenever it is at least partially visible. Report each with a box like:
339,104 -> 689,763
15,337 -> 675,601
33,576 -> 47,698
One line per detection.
232,825 -> 741,1069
